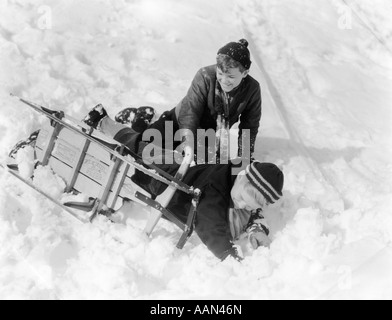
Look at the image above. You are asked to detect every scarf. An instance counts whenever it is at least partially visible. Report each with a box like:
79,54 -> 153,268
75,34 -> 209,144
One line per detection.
228,208 -> 252,240
215,81 -> 231,162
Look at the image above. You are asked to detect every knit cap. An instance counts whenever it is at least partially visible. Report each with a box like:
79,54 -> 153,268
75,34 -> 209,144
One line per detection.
217,39 -> 252,70
245,162 -> 284,204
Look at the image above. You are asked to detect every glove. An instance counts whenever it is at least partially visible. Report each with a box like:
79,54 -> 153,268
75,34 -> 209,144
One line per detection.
249,229 -> 271,249
221,245 -> 244,262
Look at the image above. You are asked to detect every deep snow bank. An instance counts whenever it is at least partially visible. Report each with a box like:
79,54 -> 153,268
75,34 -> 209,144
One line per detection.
1,0 -> 391,299
238,0 -> 392,298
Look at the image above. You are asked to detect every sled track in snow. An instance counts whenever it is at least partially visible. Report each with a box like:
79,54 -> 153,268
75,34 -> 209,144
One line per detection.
341,0 -> 392,56
240,20 -> 349,210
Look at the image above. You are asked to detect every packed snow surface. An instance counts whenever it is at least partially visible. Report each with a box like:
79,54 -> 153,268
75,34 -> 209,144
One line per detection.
0,0 -> 391,299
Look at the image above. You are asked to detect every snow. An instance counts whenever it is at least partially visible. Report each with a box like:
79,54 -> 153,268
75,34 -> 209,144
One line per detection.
1,0 -> 392,300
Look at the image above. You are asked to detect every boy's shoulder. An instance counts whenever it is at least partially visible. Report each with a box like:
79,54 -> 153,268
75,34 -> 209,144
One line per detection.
198,65 -> 217,79
244,73 -> 260,89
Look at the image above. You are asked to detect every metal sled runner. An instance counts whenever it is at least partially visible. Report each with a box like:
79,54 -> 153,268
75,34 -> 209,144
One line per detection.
6,94 -> 201,249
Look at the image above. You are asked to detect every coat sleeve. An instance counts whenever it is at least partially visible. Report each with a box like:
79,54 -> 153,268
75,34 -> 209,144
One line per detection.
194,184 -> 233,259
177,69 -> 209,136
238,85 -> 262,157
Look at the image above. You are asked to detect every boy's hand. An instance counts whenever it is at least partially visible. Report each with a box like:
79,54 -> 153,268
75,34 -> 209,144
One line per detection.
249,231 -> 271,249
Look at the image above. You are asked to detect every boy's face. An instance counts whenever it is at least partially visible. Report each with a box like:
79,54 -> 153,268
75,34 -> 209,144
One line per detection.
231,174 -> 264,211
217,67 -> 249,93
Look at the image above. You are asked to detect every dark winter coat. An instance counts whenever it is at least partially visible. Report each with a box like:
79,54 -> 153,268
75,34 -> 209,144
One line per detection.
133,163 -> 238,259
175,65 -> 262,155
168,164 -> 236,259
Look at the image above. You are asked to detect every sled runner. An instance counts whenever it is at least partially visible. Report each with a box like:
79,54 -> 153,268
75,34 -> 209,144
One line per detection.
4,94 -> 201,249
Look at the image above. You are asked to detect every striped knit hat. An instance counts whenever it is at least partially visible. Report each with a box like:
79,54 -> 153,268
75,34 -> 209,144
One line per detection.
245,162 -> 284,204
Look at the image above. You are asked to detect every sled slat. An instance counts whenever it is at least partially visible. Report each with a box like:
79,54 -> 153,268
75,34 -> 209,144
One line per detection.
108,163 -> 129,209
36,127 -> 54,163
41,123 -> 63,166
66,138 -> 91,192
97,154 -> 123,209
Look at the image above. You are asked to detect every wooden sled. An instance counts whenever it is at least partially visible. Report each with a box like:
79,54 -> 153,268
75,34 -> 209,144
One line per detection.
9,95 -> 201,249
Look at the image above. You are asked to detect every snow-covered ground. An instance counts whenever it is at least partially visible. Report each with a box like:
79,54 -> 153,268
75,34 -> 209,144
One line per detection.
1,0 -> 392,300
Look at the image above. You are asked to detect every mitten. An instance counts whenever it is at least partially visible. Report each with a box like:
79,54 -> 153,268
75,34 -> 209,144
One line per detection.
249,227 -> 272,249
246,209 -> 271,249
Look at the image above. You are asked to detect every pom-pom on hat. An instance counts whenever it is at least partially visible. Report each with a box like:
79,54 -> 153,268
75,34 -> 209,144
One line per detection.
217,39 -> 252,70
245,162 -> 284,204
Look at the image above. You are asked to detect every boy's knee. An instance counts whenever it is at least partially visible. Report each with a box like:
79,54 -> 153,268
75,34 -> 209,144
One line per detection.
113,128 -> 141,154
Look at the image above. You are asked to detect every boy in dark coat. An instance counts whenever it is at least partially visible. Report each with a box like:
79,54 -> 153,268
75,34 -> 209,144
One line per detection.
137,39 -> 262,162
176,39 -> 262,160
148,161 -> 284,261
